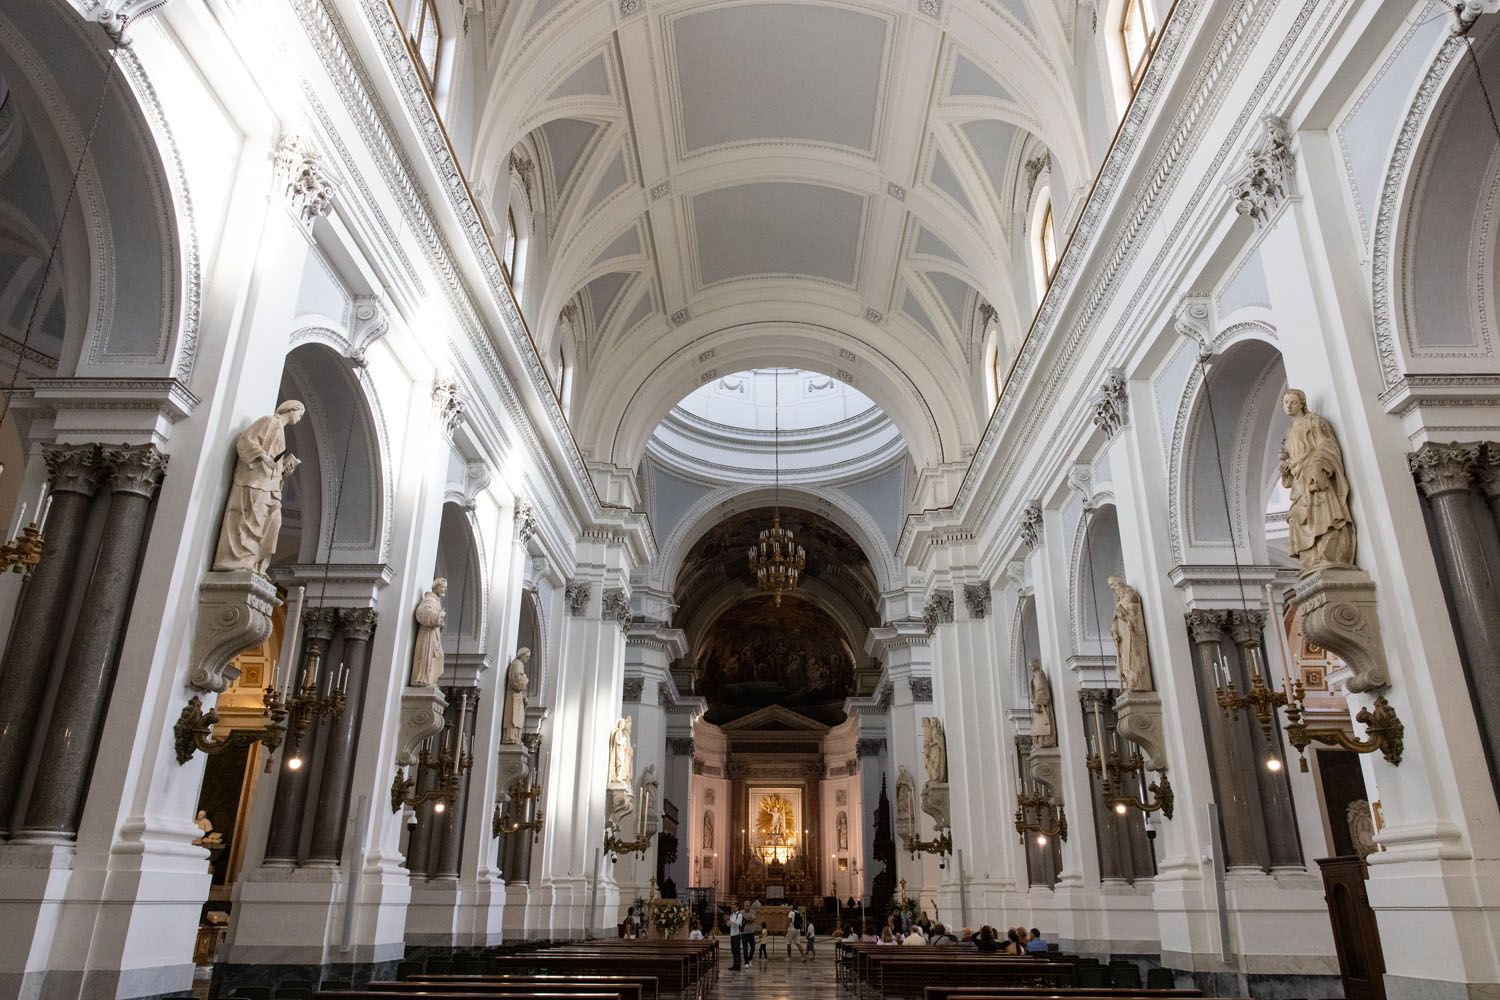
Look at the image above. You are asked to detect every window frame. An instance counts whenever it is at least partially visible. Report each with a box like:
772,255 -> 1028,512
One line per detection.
1120,0 -> 1157,92
503,208 -> 519,281
1040,202 -> 1058,283
409,0 -> 443,95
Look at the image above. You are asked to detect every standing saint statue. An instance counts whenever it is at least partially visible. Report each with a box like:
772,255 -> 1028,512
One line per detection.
609,717 -> 634,784
500,647 -> 530,744
922,716 -> 948,784
1278,389 -> 1357,574
1030,660 -> 1057,748
1108,576 -> 1154,692
895,767 -> 916,830
410,579 -> 447,687
213,400 -> 305,575
703,811 -> 715,852
836,811 -> 848,851
637,765 -> 659,838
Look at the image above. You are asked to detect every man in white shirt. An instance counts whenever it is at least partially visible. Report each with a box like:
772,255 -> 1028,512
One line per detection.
728,903 -> 746,971
901,927 -> 927,946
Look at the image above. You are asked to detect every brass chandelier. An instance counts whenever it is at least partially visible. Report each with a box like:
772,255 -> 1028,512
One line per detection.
747,370 -> 805,606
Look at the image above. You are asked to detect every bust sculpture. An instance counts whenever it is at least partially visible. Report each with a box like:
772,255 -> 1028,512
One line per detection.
1108,576 -> 1153,692
1278,389 -> 1357,574
500,647 -> 530,744
213,400 -> 305,576
1030,660 -> 1057,747
610,717 -> 634,785
410,579 -> 447,688
922,717 -> 948,784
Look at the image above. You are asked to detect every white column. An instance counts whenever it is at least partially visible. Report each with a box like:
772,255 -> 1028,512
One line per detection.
616,622 -> 687,909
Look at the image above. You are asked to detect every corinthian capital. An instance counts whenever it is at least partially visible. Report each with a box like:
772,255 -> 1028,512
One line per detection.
43,443 -> 105,497
1184,608 -> 1227,646
102,444 -> 168,499
1409,442 -> 1480,498
338,606 -> 379,642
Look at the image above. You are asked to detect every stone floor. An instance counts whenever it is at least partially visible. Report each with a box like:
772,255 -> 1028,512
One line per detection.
715,941 -> 838,999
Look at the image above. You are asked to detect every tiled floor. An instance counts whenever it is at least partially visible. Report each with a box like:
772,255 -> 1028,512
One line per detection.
714,943 -> 839,998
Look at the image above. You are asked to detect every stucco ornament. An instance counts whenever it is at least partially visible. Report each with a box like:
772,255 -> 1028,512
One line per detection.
212,401 -> 305,576
1108,576 -> 1153,692
1278,389 -> 1357,575
410,579 -> 447,687
500,647 -> 530,744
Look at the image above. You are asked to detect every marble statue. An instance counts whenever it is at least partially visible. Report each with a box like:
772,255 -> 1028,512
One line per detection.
500,647 -> 530,744
610,717 -> 634,784
1108,576 -> 1153,692
1347,799 -> 1377,860
703,811 -> 714,851
837,811 -> 848,851
896,766 -> 916,827
192,810 -> 224,851
213,400 -> 305,575
922,716 -> 948,784
637,765 -> 659,838
1030,660 -> 1056,748
1279,389 -> 1357,574
410,579 -> 447,688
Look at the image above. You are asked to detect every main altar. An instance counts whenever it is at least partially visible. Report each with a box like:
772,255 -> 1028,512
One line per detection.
733,786 -> 817,904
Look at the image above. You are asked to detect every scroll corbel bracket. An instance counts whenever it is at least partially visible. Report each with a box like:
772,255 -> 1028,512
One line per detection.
1290,567 -> 1390,693
1113,689 -> 1168,773
189,571 -> 280,693
1027,743 -> 1064,799
397,685 -> 448,766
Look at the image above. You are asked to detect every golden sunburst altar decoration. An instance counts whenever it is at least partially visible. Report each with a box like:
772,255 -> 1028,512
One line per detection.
754,793 -> 797,863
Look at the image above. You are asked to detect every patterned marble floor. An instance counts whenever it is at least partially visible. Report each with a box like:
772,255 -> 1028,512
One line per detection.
713,942 -> 840,998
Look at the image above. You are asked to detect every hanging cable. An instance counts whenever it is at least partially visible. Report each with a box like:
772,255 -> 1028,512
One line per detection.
0,44 -> 121,431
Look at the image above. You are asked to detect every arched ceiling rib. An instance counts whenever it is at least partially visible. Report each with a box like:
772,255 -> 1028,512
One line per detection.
474,0 -> 1091,466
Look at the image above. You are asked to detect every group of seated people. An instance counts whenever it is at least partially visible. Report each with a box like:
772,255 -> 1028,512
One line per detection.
832,914 -> 1050,954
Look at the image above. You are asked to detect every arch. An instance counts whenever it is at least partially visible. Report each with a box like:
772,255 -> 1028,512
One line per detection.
435,501 -> 486,653
275,342 -> 389,567
516,588 -> 545,701
646,482 -> 903,600
1010,590 -> 1043,711
1068,500 -> 1123,656
0,1 -> 197,378
1166,329 -> 1291,566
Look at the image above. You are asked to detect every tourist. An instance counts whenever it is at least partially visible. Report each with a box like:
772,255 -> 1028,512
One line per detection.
974,926 -> 999,953
841,926 -> 858,943
739,903 -> 757,970
785,905 -> 807,960
879,928 -> 898,945
756,921 -> 769,967
930,922 -> 955,945
1002,928 -> 1026,956
728,902 -> 745,970
688,919 -> 703,942
902,925 -> 926,946
1027,927 -> 1049,953
805,916 -> 817,960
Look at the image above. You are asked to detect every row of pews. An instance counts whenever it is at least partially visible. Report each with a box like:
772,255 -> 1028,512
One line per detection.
290,939 -> 717,1000
835,942 -> 1250,1000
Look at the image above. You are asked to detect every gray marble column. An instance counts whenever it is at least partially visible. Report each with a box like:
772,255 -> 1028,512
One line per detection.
17,445 -> 167,841
501,734 -> 540,882
0,445 -> 105,837
405,748 -> 440,878
263,606 -> 338,866
435,687 -> 477,880
1186,609 -> 1266,871
1476,446 -> 1500,534
1229,611 -> 1302,870
1411,442 -> 1500,784
305,607 -> 378,867
1081,689 -> 1127,882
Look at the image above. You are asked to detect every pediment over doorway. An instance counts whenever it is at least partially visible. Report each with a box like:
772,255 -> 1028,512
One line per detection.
719,704 -> 830,734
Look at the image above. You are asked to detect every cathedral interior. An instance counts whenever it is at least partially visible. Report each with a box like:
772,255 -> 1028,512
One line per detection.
1,0 -> 1500,998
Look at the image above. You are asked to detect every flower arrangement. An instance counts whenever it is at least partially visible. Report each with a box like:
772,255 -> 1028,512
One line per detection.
650,901 -> 691,937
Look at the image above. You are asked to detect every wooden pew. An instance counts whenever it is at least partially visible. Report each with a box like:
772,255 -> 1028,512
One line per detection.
413,977 -> 654,1000
926,990 -> 1204,1000
369,980 -> 645,1000
854,952 -> 1075,1000
313,992 -> 622,1000
486,953 -> 697,1000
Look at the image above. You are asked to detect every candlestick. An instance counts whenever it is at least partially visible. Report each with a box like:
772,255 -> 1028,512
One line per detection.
34,480 -> 47,523
1265,584 -> 1294,692
36,495 -> 52,532
12,501 -> 26,533
1093,698 -> 1108,782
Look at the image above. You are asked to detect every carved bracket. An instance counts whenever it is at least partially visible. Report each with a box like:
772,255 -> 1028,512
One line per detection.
1290,567 -> 1390,693
189,571 -> 280,693
495,742 -> 531,804
1028,743 -> 1064,798
1113,690 -> 1168,772
920,780 -> 950,830
397,685 -> 448,766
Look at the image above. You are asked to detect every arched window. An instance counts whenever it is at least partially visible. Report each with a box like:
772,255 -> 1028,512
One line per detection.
503,209 -> 519,280
558,344 -> 573,414
1039,202 -> 1058,281
408,0 -> 443,93
1120,0 -> 1157,92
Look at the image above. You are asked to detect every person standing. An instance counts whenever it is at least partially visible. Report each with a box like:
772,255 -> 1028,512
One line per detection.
804,917 -> 817,961
728,902 -> 745,970
785,905 -> 806,960
738,903 -> 757,972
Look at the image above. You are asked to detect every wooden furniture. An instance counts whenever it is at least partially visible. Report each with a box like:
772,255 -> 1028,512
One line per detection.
1317,855 -> 1387,1000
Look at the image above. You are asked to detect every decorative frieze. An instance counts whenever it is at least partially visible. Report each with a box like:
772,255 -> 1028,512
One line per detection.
962,583 -> 992,620
922,590 -> 954,633
565,581 -> 591,617
910,677 -> 933,703
622,678 -> 644,702
602,589 -> 632,627
1229,115 -> 1295,229
1090,369 -> 1128,438
274,135 -> 335,228
1020,501 -> 1043,550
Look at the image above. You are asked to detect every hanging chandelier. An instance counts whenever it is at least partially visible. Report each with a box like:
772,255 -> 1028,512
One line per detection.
747,370 -> 805,606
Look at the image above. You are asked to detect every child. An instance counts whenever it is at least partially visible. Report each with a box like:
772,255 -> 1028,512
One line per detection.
756,921 -> 769,967
804,917 -> 817,960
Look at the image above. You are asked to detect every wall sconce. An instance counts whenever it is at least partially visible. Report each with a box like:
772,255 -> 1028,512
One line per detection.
391,690 -> 474,813
493,778 -> 545,838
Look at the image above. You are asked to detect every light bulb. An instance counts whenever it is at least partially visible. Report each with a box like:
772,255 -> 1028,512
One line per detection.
1266,757 -> 1283,772
287,754 -> 303,771
1114,802 -> 1128,815
434,801 -> 446,813
1035,835 -> 1048,846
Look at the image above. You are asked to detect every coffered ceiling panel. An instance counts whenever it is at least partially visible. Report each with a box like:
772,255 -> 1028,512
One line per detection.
691,181 -> 865,287
670,3 -> 889,155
